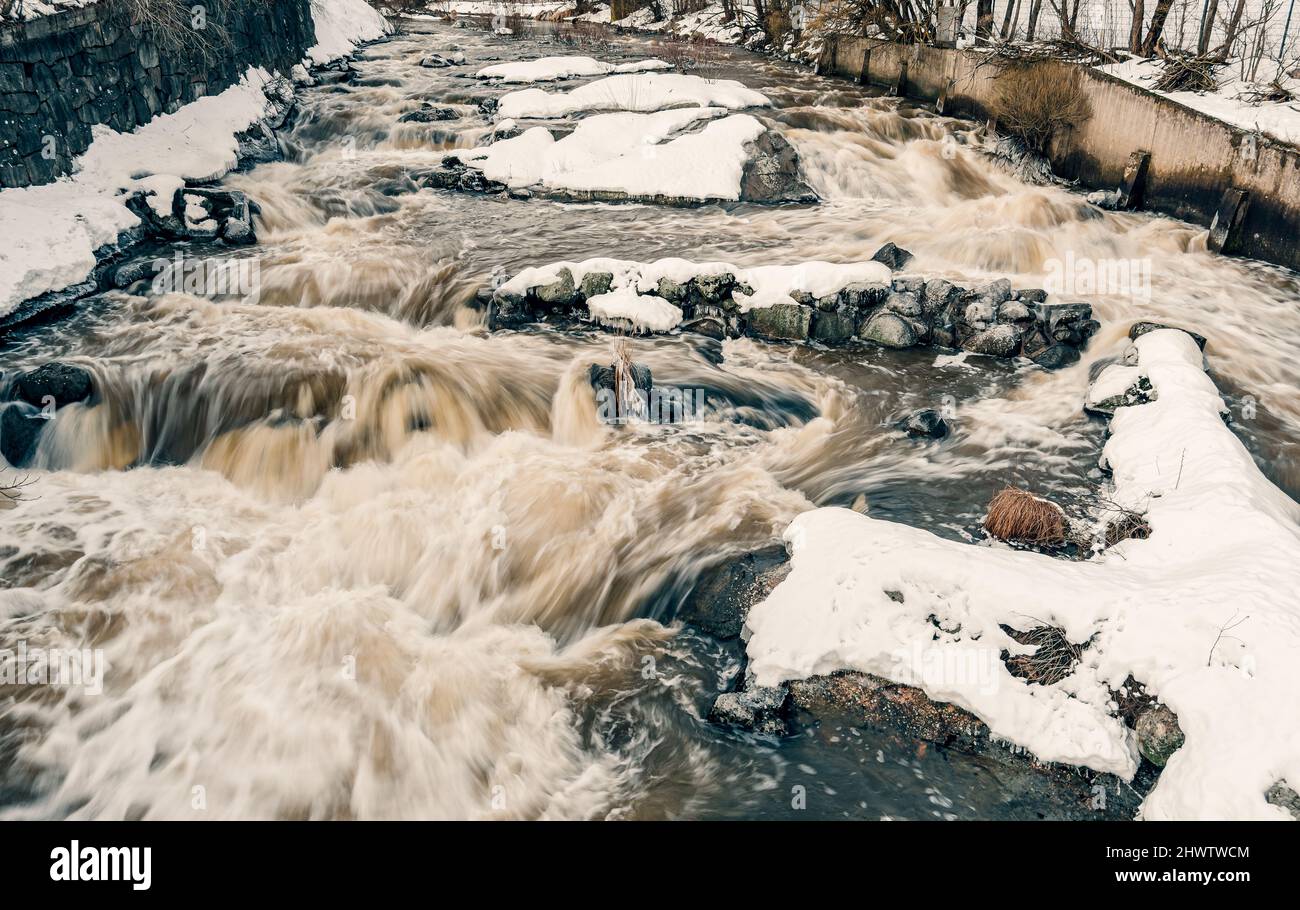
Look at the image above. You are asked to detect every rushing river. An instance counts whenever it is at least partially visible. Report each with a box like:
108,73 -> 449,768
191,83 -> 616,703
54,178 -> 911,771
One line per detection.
1,17 -> 1297,819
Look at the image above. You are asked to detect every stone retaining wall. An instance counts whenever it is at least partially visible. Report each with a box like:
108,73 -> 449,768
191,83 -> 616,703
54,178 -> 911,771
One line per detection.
0,0 -> 316,188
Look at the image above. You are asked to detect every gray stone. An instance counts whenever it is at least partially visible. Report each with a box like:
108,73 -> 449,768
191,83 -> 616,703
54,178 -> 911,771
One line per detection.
891,276 -> 924,294
738,129 -> 818,204
0,402 -> 45,467
901,408 -> 948,439
677,544 -> 790,640
746,303 -> 812,342
533,268 -> 577,306
838,282 -> 889,310
1265,782 -> 1300,820
221,217 -> 255,245
884,291 -> 922,318
963,324 -> 1021,357
963,300 -> 995,328
871,242 -> 913,270
1017,288 -> 1048,303
973,278 -> 1012,304
579,271 -> 614,300
1135,704 -> 1185,767
692,272 -> 736,303
13,362 -> 93,409
708,685 -> 790,736
399,106 -> 459,123
1033,344 -> 1081,370
861,312 -> 917,348
922,278 -> 957,313
997,301 -> 1032,323
1128,321 -> 1207,350
810,306 -> 856,344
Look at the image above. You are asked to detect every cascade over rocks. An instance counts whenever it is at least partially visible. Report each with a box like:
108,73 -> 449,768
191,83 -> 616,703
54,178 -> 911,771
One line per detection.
487,247 -> 1098,367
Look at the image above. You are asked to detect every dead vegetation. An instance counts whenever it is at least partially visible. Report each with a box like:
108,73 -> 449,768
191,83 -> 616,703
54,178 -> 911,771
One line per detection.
1,474 -> 37,508
1001,623 -> 1087,685
988,61 -> 1092,154
1153,52 -> 1220,92
983,486 -> 1067,546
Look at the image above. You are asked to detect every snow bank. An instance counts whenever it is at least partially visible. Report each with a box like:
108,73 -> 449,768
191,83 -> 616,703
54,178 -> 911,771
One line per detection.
496,72 -> 770,119
498,256 -> 892,331
0,0 -> 97,21
307,0 -> 391,66
475,55 -> 670,83
745,328 -> 1300,819
462,109 -> 765,201
1097,57 -> 1300,148
0,69 -> 276,317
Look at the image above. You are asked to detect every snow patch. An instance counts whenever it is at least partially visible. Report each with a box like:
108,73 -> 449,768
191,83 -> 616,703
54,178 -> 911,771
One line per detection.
475,55 -> 670,83
496,72 -> 770,119
307,0 -> 390,66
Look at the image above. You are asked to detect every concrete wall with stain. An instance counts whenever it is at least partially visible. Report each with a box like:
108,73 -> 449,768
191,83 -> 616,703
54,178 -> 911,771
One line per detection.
821,37 -> 1300,273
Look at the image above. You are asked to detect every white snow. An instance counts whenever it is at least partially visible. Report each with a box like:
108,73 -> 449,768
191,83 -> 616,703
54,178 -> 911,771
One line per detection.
475,55 -> 670,83
499,256 -> 894,331
307,0 -> 391,66
495,72 -> 770,119
1086,363 -> 1143,410
744,328 -> 1300,820
585,287 -> 683,333
0,0 -> 389,319
0,69 -> 276,317
1097,57 -> 1300,148
462,108 -> 765,201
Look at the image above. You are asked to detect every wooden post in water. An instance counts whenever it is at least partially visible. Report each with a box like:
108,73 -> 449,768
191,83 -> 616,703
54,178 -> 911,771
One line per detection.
1117,150 -> 1151,210
1207,188 -> 1250,255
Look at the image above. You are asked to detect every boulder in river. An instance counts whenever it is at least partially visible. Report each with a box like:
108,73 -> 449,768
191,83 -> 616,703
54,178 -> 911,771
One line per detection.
675,544 -> 791,640
13,363 -> 93,409
738,130 -> 818,204
860,312 -> 917,348
900,408 -> 949,439
871,242 -> 913,271
746,303 -> 812,342
1129,321 -> 1207,350
708,685 -> 790,736
0,402 -> 45,467
399,106 -> 460,123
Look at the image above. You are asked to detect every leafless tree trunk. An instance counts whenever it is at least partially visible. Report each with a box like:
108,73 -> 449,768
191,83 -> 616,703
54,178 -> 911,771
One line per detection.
1026,0 -> 1044,39
1001,0 -> 1023,38
977,0 -> 995,38
1198,0 -> 1220,54
1142,0 -> 1175,54
1129,0 -> 1146,52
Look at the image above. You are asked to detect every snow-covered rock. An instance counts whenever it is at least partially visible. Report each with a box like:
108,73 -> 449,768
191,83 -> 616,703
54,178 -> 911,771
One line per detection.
495,72 -> 770,119
743,328 -> 1300,820
475,55 -> 670,83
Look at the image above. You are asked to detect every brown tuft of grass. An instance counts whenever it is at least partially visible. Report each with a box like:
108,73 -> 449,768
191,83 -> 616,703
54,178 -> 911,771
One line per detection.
989,62 -> 1092,154
1001,624 -> 1085,686
1104,511 -> 1151,547
983,486 -> 1066,546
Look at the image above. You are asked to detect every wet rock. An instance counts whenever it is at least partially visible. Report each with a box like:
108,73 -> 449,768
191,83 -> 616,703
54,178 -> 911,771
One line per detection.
1265,782 -> 1300,820
901,408 -> 948,439
478,97 -> 499,116
421,156 -> 507,195
1043,302 -> 1098,346
838,281 -> 889,310
871,242 -> 913,271
13,363 -> 93,409
997,300 -> 1032,324
419,54 -> 461,68
1128,321 -> 1207,350
789,672 -> 988,752
222,217 -> 255,246
1018,288 -> 1049,303
973,278 -> 1012,304
676,544 -> 790,640
1033,344 -> 1081,370
922,278 -> 958,314
533,268 -> 578,307
1086,369 -> 1156,417
738,129 -> 818,204
963,299 -> 995,329
963,324 -> 1021,357
579,271 -> 614,299
884,290 -> 922,318
708,685 -> 790,736
1135,704 -> 1185,767
487,292 -> 531,329
399,106 -> 460,123
0,402 -> 44,467
810,306 -> 856,344
746,303 -> 812,342
692,272 -> 738,304
861,312 -> 917,348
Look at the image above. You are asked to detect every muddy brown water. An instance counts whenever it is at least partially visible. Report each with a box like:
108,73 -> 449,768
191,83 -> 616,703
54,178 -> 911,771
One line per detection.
0,18 -> 1295,819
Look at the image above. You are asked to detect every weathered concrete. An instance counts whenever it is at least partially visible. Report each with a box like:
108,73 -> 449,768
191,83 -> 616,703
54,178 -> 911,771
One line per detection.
821,38 -> 1300,273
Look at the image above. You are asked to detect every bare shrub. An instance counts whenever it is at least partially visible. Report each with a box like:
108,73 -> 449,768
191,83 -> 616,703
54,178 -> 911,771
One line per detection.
117,0 -> 233,61
1001,623 -> 1085,685
983,485 -> 1066,546
989,61 -> 1092,154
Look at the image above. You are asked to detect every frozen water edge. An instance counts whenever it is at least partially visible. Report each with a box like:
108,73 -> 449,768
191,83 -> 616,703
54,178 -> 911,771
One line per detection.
744,329 -> 1300,820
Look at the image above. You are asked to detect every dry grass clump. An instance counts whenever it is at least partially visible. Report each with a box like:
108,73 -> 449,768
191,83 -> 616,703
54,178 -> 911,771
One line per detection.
1001,624 -> 1084,686
1104,510 -> 1151,547
989,62 -> 1092,154
1153,54 -> 1218,93
983,486 -> 1066,546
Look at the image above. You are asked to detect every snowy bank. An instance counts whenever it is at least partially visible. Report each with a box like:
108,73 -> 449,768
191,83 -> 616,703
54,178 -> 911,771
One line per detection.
475,55 -> 670,83
744,328 -> 1300,819
307,0 -> 391,65
495,72 -> 770,119
0,0 -> 389,322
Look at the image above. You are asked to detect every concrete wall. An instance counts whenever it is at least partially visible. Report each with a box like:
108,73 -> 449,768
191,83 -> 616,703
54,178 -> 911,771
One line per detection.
821,37 -> 1300,273
0,0 -> 316,189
